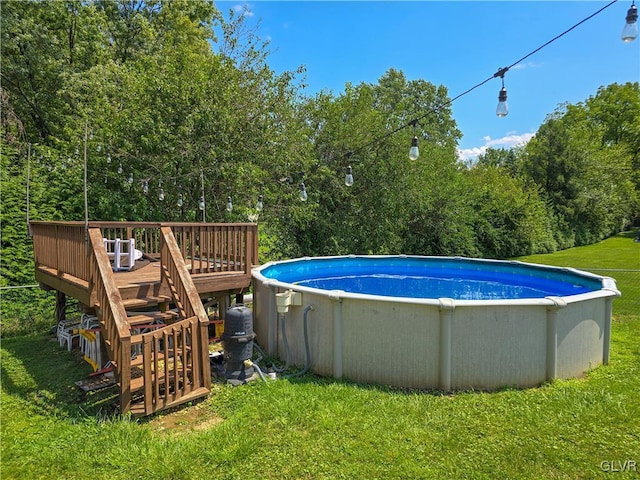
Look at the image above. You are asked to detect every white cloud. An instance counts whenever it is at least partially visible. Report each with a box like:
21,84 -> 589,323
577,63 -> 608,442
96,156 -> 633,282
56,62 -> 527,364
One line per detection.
233,4 -> 254,17
457,132 -> 535,162
511,61 -> 543,70
484,132 -> 535,148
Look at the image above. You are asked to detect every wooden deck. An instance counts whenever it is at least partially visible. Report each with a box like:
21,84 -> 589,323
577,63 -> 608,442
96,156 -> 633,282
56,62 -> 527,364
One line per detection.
31,221 -> 258,306
30,221 -> 259,416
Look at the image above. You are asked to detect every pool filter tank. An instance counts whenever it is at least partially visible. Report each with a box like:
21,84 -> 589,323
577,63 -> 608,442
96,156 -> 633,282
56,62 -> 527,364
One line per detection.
222,305 -> 255,384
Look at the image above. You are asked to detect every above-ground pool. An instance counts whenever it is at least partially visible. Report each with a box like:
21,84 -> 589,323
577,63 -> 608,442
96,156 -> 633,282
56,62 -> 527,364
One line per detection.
252,256 -> 620,390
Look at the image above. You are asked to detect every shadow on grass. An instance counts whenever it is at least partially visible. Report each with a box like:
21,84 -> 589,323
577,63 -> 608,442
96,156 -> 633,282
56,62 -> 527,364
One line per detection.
1,332 -> 120,419
618,228 -> 639,239
269,367 -> 529,398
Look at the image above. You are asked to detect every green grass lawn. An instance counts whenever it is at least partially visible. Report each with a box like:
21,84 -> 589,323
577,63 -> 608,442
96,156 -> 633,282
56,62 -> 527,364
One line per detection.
2,232 -> 639,479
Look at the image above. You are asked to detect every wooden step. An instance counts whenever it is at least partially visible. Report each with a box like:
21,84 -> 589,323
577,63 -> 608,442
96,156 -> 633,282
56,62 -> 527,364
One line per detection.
127,310 -> 179,327
129,386 -> 210,417
122,295 -> 172,310
130,351 -> 169,368
129,368 -> 187,393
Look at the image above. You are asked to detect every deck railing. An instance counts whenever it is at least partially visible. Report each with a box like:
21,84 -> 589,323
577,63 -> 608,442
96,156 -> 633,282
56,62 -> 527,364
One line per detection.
87,228 -> 132,413
30,221 -> 259,284
171,223 -> 258,275
141,316 -> 202,415
30,222 -> 91,282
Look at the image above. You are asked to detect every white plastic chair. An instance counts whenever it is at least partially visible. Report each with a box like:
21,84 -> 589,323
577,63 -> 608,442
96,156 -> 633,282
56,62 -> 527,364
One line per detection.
57,317 -> 81,351
103,237 -> 143,271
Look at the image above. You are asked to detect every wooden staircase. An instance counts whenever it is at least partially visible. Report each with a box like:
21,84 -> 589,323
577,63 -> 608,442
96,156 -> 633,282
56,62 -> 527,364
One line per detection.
88,227 -> 212,416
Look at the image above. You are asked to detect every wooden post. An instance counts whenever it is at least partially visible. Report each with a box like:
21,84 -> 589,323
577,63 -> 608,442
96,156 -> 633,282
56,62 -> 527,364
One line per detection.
55,290 -> 66,323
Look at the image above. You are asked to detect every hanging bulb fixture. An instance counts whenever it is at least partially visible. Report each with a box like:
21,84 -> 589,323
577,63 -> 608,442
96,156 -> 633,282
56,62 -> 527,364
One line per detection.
622,1 -> 638,42
494,67 -> 509,117
143,180 -> 149,194
256,195 -> 264,211
127,173 -> 134,185
106,153 -> 111,163
408,120 -> 419,160
496,86 -> 509,117
199,195 -> 205,210
158,188 -> 165,201
409,136 -> 420,161
345,165 -> 354,186
117,163 -> 123,174
299,182 -> 308,202
226,196 -> 233,212
177,193 -> 184,207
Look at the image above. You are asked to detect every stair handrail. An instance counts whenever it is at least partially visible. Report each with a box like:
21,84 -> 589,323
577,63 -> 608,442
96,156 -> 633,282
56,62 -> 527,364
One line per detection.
159,226 -> 211,389
87,228 -> 133,413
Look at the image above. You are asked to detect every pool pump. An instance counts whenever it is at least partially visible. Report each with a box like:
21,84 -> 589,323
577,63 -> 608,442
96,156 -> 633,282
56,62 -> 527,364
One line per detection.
221,305 -> 255,385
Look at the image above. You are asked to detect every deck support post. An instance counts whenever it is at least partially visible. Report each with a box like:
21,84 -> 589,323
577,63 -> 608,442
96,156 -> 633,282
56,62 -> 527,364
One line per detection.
55,290 -> 67,322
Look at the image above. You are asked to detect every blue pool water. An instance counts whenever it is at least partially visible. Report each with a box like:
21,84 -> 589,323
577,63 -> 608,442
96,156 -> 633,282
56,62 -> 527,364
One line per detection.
260,256 -> 602,300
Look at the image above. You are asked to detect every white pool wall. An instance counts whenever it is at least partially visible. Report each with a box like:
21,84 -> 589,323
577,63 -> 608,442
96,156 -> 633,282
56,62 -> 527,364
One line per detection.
252,256 -> 620,390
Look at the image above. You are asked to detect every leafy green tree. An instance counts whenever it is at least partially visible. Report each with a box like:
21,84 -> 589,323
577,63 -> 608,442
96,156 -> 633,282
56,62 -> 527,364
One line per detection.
293,70 -> 469,257
1,0 -> 109,141
466,165 -> 557,258
520,82 -> 639,246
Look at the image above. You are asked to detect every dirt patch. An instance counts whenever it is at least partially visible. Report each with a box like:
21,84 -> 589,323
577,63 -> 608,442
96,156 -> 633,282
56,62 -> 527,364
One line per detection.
149,402 -> 223,434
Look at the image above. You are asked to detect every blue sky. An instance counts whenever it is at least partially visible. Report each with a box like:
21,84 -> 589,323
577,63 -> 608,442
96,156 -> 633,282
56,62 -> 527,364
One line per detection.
216,1 -> 639,160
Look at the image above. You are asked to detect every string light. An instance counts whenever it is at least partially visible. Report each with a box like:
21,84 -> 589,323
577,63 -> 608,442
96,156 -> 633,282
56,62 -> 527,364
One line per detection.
143,180 -> 149,194
345,165 -> 354,187
495,67 -> 509,117
71,0 -> 623,214
622,1 -> 638,42
342,0 -> 620,169
408,120 -> 420,160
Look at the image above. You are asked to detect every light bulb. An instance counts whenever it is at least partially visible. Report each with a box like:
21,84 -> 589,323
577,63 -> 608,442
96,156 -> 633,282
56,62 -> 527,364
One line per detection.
345,165 -> 354,186
106,153 -> 111,163
127,173 -> 134,184
409,136 -> 419,161
199,196 -> 205,210
299,183 -> 308,202
177,193 -> 183,207
158,188 -> 165,201
496,87 -> 509,117
226,196 -> 233,212
256,195 -> 264,211
117,163 -> 123,174
622,3 -> 638,42
143,180 -> 149,194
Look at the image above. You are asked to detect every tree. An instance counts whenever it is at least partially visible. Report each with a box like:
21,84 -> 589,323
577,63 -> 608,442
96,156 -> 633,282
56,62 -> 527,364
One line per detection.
466,165 -> 557,258
293,70 -> 468,257
520,83 -> 640,246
